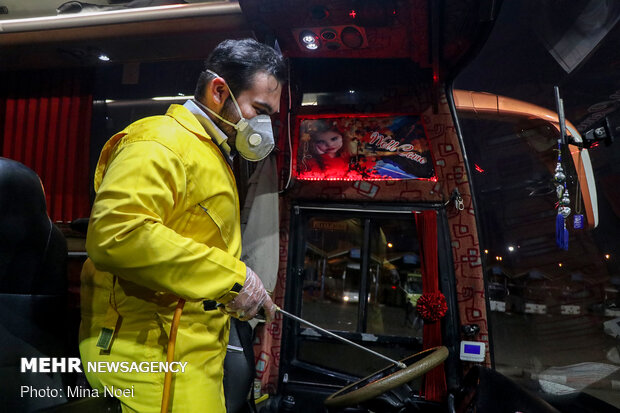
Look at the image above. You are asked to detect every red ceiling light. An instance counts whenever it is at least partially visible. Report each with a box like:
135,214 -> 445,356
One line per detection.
351,0 -> 397,27
349,9 -> 357,19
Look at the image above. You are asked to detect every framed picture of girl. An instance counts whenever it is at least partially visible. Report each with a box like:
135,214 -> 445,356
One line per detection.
295,114 -> 435,181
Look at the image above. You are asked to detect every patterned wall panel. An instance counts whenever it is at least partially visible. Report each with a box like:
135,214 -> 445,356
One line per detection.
254,90 -> 489,393
424,94 -> 489,360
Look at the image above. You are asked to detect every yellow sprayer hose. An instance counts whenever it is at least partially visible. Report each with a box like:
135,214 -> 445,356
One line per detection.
160,298 -> 186,413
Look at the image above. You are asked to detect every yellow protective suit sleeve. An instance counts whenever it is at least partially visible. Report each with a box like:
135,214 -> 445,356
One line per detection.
86,140 -> 246,301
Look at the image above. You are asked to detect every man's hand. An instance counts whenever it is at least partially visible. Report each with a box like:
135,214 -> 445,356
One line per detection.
223,267 -> 276,321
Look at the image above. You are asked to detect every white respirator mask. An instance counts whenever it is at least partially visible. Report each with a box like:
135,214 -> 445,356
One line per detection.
199,70 -> 275,162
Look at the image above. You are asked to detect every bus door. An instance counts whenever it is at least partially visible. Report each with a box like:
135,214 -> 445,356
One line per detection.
278,204 -> 459,410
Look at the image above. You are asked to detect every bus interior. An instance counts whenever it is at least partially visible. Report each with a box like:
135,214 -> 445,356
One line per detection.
1,0 -> 620,412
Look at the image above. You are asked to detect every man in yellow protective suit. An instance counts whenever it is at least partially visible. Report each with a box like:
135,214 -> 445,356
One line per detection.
79,39 -> 285,412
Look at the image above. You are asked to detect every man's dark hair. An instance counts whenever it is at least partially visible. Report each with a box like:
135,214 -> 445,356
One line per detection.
194,38 -> 286,100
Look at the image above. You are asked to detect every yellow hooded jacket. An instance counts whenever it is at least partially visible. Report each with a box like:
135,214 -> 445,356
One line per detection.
79,104 -> 246,412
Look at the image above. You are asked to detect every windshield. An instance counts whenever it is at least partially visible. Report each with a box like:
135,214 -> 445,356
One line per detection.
454,0 -> 620,408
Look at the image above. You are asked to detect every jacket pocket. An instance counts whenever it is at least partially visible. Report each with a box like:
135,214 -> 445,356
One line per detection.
195,201 -> 231,247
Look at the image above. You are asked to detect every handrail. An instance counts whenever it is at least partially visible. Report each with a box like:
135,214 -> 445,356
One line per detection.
453,89 -> 580,137
0,1 -> 240,33
453,89 -> 598,228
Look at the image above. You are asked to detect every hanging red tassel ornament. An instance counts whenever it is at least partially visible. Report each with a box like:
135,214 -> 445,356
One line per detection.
416,292 -> 448,322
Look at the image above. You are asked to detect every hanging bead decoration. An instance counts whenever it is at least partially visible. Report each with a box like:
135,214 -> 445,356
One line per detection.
554,162 -> 566,184
553,144 -> 571,250
573,149 -> 585,229
555,132 -> 570,250
560,188 -> 572,216
554,86 -> 569,251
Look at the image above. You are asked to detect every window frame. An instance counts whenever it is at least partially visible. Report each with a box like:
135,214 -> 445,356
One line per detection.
279,202 -> 462,391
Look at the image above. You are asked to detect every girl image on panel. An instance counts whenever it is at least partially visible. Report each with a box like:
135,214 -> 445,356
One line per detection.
303,119 -> 351,178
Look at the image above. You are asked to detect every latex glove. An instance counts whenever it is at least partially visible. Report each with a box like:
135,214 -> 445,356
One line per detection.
223,266 -> 276,322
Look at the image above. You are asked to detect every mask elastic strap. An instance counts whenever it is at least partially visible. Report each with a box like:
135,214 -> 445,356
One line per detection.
204,70 -> 246,129
192,98 -> 235,127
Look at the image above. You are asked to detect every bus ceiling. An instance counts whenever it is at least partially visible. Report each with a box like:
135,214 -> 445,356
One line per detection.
0,2 -> 250,70
0,0 -> 501,73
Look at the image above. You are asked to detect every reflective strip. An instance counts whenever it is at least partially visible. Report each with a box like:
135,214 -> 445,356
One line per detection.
227,345 -> 244,353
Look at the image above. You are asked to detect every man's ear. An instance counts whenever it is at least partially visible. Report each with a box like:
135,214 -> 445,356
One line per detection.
204,77 -> 230,112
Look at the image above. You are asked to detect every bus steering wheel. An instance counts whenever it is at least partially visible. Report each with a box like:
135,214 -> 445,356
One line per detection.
324,346 -> 449,408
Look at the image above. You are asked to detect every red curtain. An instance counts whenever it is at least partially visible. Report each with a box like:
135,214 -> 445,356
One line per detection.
415,210 -> 447,402
1,69 -> 93,222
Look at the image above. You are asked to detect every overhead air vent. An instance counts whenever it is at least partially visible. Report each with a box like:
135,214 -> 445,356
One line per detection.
292,25 -> 367,52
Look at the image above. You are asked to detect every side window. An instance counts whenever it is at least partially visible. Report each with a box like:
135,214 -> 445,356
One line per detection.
290,209 -> 425,379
